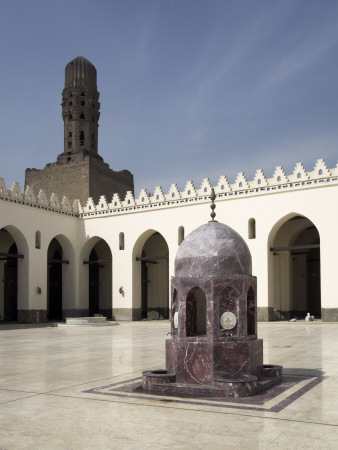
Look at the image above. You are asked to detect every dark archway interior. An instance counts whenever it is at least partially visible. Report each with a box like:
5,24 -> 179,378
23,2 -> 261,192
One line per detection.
4,243 -> 18,321
89,248 -> 99,316
48,240 -> 63,321
140,232 -> 169,319
141,250 -> 148,319
293,226 -> 321,317
186,287 -> 206,336
87,240 -> 112,318
247,287 -> 255,335
272,216 -> 321,320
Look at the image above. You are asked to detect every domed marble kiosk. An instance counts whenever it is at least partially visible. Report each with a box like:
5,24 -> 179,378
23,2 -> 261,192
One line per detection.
143,203 -> 282,398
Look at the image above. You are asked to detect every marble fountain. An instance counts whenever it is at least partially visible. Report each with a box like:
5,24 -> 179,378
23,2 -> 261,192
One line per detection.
142,190 -> 282,398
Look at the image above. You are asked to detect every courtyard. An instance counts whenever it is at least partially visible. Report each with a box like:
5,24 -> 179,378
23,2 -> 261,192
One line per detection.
0,320 -> 337,449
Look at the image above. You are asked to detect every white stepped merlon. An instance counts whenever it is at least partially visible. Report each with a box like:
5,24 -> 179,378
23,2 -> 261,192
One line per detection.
10,182 -> 23,200
136,188 -> 151,205
151,186 -> 166,203
270,165 -> 288,184
109,193 -> 123,209
1,158 -> 338,217
167,183 -> 181,201
37,188 -> 49,206
215,175 -> 231,194
198,178 -> 213,196
181,180 -> 198,197
24,185 -> 36,203
122,190 -> 136,208
251,169 -> 268,188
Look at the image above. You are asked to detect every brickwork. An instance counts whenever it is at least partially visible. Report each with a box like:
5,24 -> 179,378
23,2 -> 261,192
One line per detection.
25,153 -> 133,205
89,157 -> 133,204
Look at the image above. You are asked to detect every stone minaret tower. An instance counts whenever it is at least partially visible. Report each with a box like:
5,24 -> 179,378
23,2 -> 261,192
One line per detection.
25,57 -> 134,205
61,57 -> 100,160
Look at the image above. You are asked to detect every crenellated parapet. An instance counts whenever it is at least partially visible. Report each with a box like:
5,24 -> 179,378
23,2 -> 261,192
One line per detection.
1,158 -> 338,217
0,180 -> 78,216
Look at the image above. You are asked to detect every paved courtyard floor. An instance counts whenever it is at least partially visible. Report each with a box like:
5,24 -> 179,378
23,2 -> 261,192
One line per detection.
0,320 -> 337,449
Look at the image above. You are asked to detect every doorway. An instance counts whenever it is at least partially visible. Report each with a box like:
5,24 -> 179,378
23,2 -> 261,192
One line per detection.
270,215 -> 320,320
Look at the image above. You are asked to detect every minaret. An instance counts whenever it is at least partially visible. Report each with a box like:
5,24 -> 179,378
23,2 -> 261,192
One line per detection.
60,56 -> 100,160
25,56 -> 134,205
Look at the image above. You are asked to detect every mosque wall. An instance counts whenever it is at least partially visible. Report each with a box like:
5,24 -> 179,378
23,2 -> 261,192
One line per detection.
1,158 -> 338,322
0,197 -> 79,322
81,176 -> 338,322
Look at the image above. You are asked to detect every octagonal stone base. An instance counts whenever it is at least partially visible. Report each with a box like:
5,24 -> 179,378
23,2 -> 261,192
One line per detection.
142,365 -> 282,398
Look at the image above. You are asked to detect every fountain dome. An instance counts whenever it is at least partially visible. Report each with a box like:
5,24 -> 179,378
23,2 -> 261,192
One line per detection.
175,221 -> 252,278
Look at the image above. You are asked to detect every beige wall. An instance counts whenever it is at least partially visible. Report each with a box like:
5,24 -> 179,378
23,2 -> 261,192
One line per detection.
1,173 -> 338,321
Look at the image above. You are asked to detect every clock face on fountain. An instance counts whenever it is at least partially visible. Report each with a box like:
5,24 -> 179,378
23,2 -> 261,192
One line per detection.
220,311 -> 237,330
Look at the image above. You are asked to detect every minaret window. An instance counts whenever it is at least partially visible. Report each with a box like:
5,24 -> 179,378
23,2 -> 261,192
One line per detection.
80,131 -> 84,146
81,100 -> 85,106
68,131 -> 72,137
80,112 -> 85,119
80,92 -> 85,96
69,101 -> 72,106
69,114 -> 73,120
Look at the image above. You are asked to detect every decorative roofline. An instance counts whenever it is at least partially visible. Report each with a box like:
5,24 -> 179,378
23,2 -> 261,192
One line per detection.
0,159 -> 337,218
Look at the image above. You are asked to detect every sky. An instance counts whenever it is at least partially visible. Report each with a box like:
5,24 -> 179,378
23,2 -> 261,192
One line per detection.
1,0 -> 338,196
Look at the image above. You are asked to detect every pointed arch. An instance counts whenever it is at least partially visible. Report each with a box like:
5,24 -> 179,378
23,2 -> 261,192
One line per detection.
186,287 -> 206,336
0,225 -> 29,322
79,236 -> 113,318
47,234 -> 75,320
133,230 -> 169,320
268,213 -> 321,320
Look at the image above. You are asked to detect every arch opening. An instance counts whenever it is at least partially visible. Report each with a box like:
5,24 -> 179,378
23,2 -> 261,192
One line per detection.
0,226 -> 29,322
247,287 -> 255,335
134,231 -> 169,320
47,239 -> 63,321
269,215 -> 321,320
0,229 -> 20,321
84,239 -> 112,318
186,287 -> 206,336
89,248 -> 99,316
47,235 -> 75,321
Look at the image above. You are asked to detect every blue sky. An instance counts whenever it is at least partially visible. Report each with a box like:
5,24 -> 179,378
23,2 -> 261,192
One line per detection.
1,0 -> 338,196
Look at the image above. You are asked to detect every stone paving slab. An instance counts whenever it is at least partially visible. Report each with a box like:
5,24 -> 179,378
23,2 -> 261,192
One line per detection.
0,321 -> 338,449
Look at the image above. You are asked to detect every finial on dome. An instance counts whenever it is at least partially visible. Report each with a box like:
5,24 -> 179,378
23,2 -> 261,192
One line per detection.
209,188 -> 217,222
